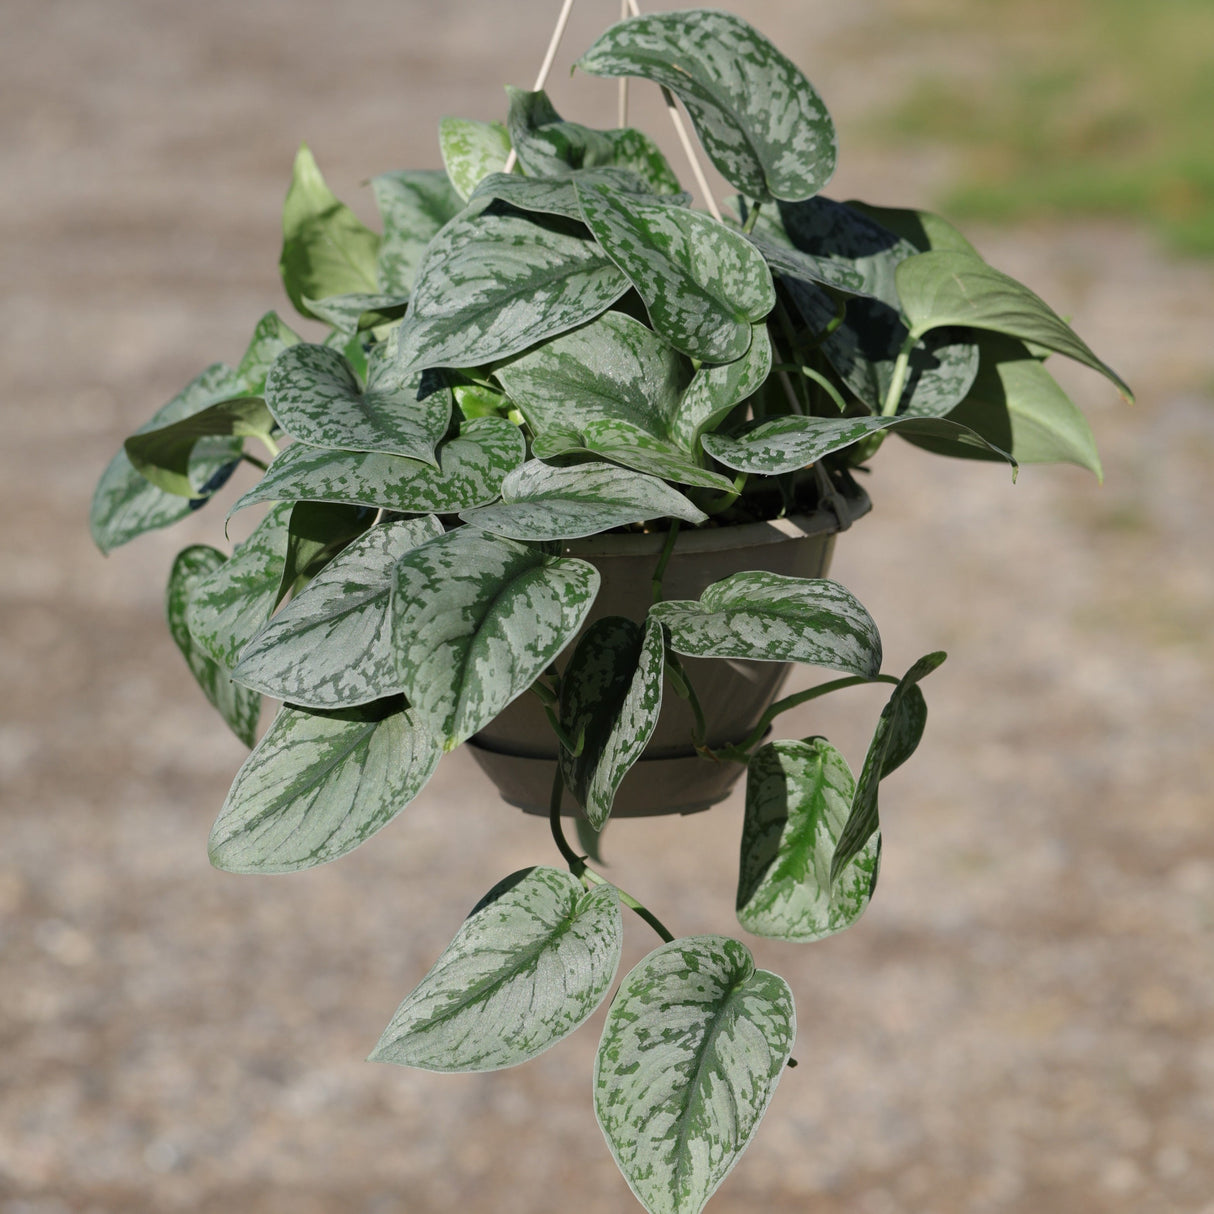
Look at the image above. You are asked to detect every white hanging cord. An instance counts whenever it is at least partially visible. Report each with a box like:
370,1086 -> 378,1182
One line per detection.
503,0 -> 578,173
623,0 -> 722,220
617,0 -> 630,127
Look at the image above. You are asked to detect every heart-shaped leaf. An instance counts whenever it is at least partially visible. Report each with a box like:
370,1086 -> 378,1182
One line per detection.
276,501 -> 376,603
302,293 -> 410,336
237,311 -> 304,395
470,166 -> 680,223
279,144 -> 380,321
230,416 -> 526,517
125,397 -> 274,497
392,526 -> 600,748
90,363 -> 247,553
208,698 -> 440,873
461,459 -> 706,540
702,412 -> 1015,476
234,516 -> 443,709
494,310 -> 692,439
595,935 -> 795,1214
396,205 -> 630,375
651,572 -> 882,677
265,342 -> 450,463
844,200 -> 979,256
736,738 -> 878,942
166,546 -> 261,746
372,867 -> 622,1071
439,117 -> 511,200
186,502 -> 293,669
372,169 -> 462,294
832,652 -> 946,882
559,618 -> 665,829
670,324 -> 772,451
576,181 -> 775,362
578,10 -> 836,202
896,250 -> 1132,400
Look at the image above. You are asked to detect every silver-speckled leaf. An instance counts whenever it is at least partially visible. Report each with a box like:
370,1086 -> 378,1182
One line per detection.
392,527 -> 600,748
371,867 -> 622,1071
302,292 -> 410,335
532,421 -> 736,493
396,205 -> 630,374
229,416 -> 526,517
559,618 -> 664,829
237,311 -> 303,395
900,335 -> 1102,476
896,250 -> 1132,401
234,516 -> 444,709
736,738 -> 878,942
703,412 -> 1014,475
470,167 -> 678,223
90,363 -> 246,553
578,10 -> 836,202
186,502 -> 292,669
652,572 -> 881,676
671,324 -> 771,452
372,169 -> 462,294
460,459 -> 706,541
276,500 -> 376,603
576,182 -> 775,362
279,144 -> 380,321
439,117 -> 511,201
124,397 -> 273,497
595,935 -> 795,1214
265,342 -> 450,463
208,699 -> 440,874
832,652 -> 946,883
166,546 -> 261,746
746,232 -> 876,299
495,310 -> 693,439
505,87 -> 681,195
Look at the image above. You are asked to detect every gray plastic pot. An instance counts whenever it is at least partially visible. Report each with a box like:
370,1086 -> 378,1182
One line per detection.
468,486 -> 871,817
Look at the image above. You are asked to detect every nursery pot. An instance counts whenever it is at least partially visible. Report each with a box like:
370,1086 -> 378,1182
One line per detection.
468,485 -> 871,817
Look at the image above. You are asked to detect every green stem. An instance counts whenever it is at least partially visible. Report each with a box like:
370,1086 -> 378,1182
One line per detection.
770,364 -> 849,415
741,200 -> 762,234
701,471 -> 748,516
582,870 -> 675,944
548,765 -> 583,871
665,650 -> 708,748
260,433 -> 281,460
881,330 -> 919,417
241,452 -> 269,472
651,520 -> 681,604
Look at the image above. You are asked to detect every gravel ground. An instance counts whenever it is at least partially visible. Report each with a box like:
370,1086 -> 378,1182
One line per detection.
2,3 -> 1212,1213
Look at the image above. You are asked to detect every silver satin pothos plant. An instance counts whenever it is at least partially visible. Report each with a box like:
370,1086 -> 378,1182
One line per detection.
90,9 -> 1130,1213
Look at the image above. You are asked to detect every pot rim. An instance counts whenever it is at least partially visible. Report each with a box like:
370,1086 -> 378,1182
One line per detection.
562,484 -> 872,559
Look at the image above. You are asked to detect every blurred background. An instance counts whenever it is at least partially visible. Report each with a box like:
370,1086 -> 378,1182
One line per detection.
2,1 -> 1212,1211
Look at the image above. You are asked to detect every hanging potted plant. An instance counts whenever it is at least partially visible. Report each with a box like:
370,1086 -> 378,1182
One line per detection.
90,5 -> 1129,1212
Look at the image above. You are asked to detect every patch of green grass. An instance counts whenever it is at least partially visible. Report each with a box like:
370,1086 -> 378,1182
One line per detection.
876,0 -> 1214,254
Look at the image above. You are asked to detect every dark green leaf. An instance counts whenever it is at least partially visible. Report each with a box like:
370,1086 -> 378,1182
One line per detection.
276,500 -> 376,604
578,10 -> 836,202
392,527 -> 600,748
595,935 -> 795,1214
208,699 -> 440,873
438,117 -> 511,200
736,738 -> 877,942
844,200 -> 979,256
372,169 -> 462,294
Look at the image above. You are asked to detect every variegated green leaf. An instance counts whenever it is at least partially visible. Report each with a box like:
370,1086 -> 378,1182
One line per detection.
396,206 -> 630,375
651,572 -> 881,677
559,618 -> 664,829
832,652 -> 946,882
670,324 -> 772,451
276,500 -> 376,603
208,699 -> 440,873
461,459 -> 706,540
595,935 -> 795,1214
896,250 -> 1132,400
470,166 -> 679,223
265,342 -> 450,463
371,867 -> 622,1071
901,335 -> 1102,477
702,412 -> 1014,475
505,87 -> 681,194
186,502 -> 292,669
578,10 -> 836,202
302,292 -> 410,335
124,397 -> 273,497
575,182 -> 775,362
237,311 -> 304,395
166,546 -> 261,746
494,310 -> 692,439
234,516 -> 443,708
372,169 -> 462,294
736,739 -> 878,942
230,416 -> 525,517
392,527 -> 600,748
90,363 -> 247,553
746,232 -> 876,299
531,421 -> 736,493
279,144 -> 380,321
438,117 -> 511,200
